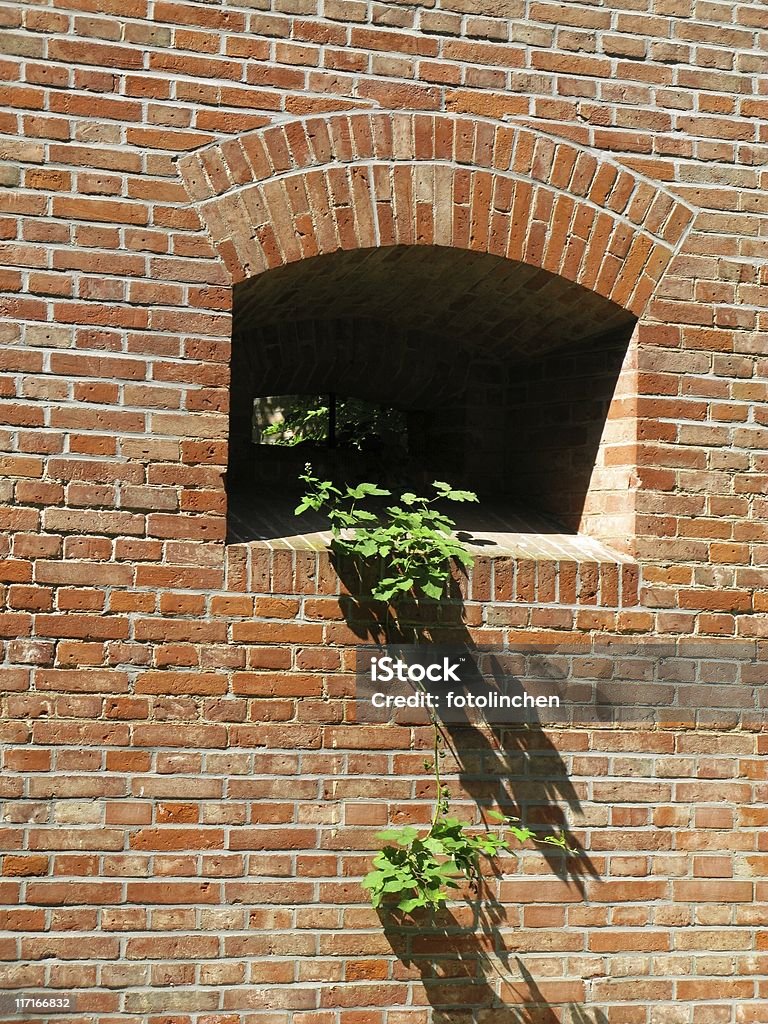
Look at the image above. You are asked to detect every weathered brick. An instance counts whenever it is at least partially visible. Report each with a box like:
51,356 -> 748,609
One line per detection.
1,4 -> 765,1017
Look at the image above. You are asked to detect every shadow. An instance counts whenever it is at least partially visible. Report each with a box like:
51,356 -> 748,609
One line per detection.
569,1005 -> 609,1024
504,328 -> 634,533
333,552 -> 474,647
378,905 -> 607,1023
228,247 -> 637,539
338,551 -> 603,1017
438,653 -> 599,890
511,960 -> 608,1024
337,555 -> 598,889
380,903 -> 505,1022
456,530 -> 499,548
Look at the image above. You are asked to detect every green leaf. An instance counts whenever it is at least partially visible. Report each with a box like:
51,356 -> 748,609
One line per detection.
347,483 -> 391,499
383,878 -> 411,893
372,853 -> 394,870
395,830 -> 418,846
422,837 -> 447,856
376,827 -> 418,846
437,860 -> 460,877
537,834 -> 576,853
361,871 -> 384,890
508,826 -> 535,844
397,897 -> 425,913
432,481 -> 478,502
375,829 -> 406,842
372,576 -> 414,601
357,538 -> 379,558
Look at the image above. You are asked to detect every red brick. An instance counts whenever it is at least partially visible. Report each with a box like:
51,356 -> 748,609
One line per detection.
3,19 -> 766,1019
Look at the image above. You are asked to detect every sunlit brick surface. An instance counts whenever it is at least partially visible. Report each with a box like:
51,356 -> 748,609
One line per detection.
1,0 -> 767,1020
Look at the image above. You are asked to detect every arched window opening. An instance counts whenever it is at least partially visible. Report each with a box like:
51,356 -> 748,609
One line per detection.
226,246 -> 638,558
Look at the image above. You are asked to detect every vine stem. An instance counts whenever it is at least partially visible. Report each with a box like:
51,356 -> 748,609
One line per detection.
428,718 -> 443,836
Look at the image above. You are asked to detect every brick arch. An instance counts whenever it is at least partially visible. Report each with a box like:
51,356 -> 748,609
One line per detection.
178,110 -> 694,318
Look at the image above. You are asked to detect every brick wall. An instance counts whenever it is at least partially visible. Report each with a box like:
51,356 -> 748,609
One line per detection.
1,1 -> 767,1020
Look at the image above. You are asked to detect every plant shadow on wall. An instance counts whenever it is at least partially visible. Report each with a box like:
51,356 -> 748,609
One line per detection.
296,470 -> 603,1021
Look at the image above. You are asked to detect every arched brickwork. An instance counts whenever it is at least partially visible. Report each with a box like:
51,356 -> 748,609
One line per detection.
178,110 -> 694,317
179,111 -> 695,554
3,13 -> 768,1022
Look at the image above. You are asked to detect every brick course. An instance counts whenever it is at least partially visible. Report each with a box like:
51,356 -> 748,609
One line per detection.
1,0 -> 767,1020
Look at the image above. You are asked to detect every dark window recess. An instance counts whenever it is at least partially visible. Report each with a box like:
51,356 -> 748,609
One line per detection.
226,246 -> 637,551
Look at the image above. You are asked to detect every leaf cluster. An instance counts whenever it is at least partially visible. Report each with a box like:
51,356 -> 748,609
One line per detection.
296,467 -> 478,602
362,811 -> 576,914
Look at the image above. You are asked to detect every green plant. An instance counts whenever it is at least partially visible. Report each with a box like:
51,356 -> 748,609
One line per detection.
361,728 -> 576,913
296,467 -> 577,914
295,466 -> 478,602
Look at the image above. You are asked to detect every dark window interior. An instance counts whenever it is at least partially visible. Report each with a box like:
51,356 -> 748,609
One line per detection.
226,246 -> 637,551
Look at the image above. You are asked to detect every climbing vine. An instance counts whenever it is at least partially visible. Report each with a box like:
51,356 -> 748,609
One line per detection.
295,466 -> 478,602
362,727 -> 576,913
296,468 -> 577,914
